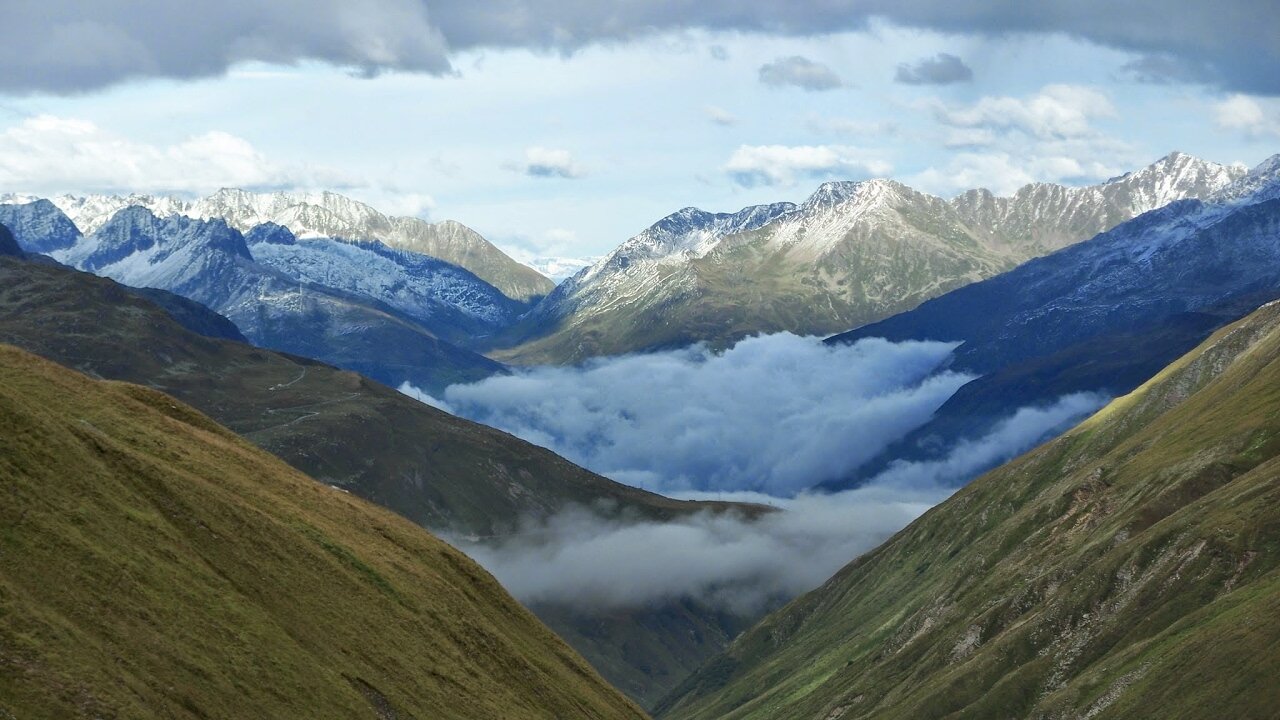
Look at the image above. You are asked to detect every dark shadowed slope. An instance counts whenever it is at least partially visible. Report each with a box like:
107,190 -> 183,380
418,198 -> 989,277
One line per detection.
660,300 -> 1280,720
0,223 -> 20,256
0,344 -> 646,720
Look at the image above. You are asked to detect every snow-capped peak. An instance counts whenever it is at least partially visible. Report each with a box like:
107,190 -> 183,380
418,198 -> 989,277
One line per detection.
623,201 -> 798,261
1211,154 -> 1280,205
800,179 -> 903,214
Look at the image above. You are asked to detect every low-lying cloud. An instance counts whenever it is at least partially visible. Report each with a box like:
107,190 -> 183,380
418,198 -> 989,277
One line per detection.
404,334 -> 972,496
865,392 -> 1108,488
407,334 -> 1110,617
458,487 -> 943,616
455,392 -> 1106,615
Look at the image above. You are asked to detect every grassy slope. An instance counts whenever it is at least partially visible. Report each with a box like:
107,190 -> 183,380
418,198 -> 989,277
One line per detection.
659,301 -> 1280,720
0,255 -> 761,707
0,344 -> 647,720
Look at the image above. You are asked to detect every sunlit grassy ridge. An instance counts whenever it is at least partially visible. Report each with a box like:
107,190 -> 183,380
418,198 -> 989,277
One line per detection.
0,344 -> 647,719
659,301 -> 1280,720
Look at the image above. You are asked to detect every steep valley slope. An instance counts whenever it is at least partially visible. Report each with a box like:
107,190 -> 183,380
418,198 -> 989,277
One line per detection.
0,245 -> 761,708
0,344 -> 646,720
659,298 -> 1280,720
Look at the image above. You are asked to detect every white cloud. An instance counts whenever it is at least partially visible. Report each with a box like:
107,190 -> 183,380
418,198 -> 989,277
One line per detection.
0,115 -> 350,195
865,393 -> 1108,488
1214,95 -> 1280,138
758,56 -> 844,91
489,227 -> 592,276
911,151 -> 1126,196
807,115 -> 898,138
910,85 -> 1134,195
509,146 -> 586,179
725,144 -> 893,187
456,393 -> 1106,615
931,84 -> 1116,139
369,191 -> 437,218
402,332 -> 1113,616
943,128 -> 998,149
458,487 -> 944,615
703,104 -> 737,126
405,334 -> 970,496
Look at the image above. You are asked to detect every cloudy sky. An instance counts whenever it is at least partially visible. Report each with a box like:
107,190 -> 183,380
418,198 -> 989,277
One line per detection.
2,2 -> 1278,259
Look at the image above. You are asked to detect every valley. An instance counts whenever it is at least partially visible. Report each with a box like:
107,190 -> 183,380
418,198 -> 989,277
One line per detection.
3,10 -> 1278,713
4,151 -> 1280,714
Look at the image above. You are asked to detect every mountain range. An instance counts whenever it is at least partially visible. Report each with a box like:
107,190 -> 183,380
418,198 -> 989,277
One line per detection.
0,200 -> 514,392
1,187 -> 554,301
2,152 -> 1245,377
5,150 -> 1278,716
499,152 -> 1243,363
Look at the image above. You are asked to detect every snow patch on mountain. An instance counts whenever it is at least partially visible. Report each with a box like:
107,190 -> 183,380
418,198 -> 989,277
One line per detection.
4,187 -> 551,302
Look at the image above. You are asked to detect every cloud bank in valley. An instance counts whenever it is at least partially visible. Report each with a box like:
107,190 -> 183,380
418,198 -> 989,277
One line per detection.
405,334 -> 1110,616
404,334 -> 973,496
454,392 -> 1106,615
865,392 -> 1109,489
458,486 -> 943,616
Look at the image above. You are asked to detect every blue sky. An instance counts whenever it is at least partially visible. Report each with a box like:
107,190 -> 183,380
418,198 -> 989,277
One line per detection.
1,8 -> 1278,260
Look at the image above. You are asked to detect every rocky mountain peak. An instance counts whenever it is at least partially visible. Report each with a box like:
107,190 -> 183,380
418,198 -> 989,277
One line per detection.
0,198 -> 83,255
244,221 -> 298,246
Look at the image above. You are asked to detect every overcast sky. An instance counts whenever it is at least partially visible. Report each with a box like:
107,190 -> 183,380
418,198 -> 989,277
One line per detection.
1,2 -> 1277,259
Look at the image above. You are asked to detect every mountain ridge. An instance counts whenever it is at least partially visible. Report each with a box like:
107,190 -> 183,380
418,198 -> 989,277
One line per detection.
0,246 -> 763,704
823,153 -> 1280,486
0,201 -> 508,392
497,152 -> 1244,364
0,187 -> 554,302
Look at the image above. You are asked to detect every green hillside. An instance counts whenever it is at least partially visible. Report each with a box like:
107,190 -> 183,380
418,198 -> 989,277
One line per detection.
659,300 -> 1280,720
0,251 -> 760,707
0,344 -> 647,719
